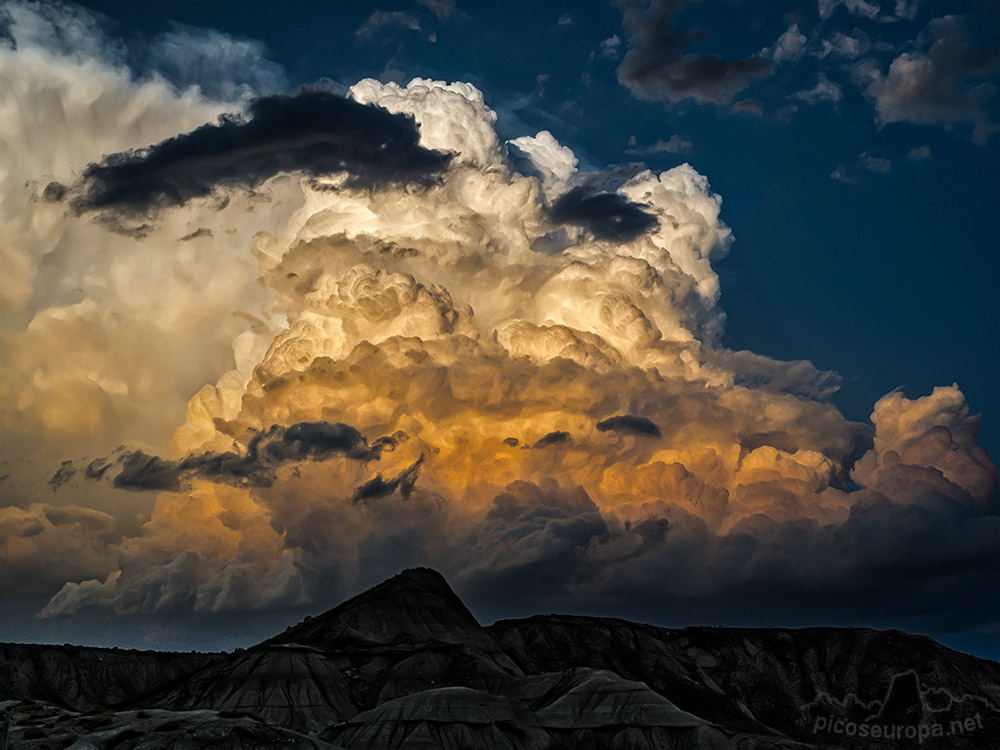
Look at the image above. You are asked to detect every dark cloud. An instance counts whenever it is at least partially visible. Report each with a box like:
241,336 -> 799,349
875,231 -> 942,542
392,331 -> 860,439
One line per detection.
616,0 -> 771,106
70,91 -> 451,216
62,422 -> 387,492
550,187 -> 658,241
533,431 -> 572,448
113,452 -> 184,491
866,14 -> 1000,144
353,457 -> 424,502
48,460 -> 74,491
42,181 -> 67,202
84,458 -> 113,481
179,227 -> 212,241
596,415 -> 662,438
264,422 -> 375,462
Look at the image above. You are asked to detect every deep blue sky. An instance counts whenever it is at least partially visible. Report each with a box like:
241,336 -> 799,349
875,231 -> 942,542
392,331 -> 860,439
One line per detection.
71,0 -> 1000,460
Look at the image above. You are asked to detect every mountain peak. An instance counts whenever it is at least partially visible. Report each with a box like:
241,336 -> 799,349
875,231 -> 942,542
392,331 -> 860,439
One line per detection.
264,567 -> 491,651
380,566 -> 455,594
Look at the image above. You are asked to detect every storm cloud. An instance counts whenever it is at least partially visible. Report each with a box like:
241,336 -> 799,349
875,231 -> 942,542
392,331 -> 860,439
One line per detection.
1,4 -> 996,655
24,71 -> 994,631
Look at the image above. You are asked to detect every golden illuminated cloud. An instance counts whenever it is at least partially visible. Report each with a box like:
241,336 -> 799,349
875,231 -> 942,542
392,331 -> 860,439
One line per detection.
0,6 -> 995,628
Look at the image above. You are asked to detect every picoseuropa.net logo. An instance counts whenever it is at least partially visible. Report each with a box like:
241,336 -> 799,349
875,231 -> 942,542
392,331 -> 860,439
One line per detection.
811,712 -> 986,743
800,669 -> 998,746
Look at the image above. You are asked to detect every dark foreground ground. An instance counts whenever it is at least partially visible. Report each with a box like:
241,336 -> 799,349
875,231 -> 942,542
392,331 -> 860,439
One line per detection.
2,568 -> 998,749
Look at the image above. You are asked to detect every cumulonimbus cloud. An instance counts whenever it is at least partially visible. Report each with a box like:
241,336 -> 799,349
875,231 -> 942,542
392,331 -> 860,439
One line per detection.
1,4 -> 996,644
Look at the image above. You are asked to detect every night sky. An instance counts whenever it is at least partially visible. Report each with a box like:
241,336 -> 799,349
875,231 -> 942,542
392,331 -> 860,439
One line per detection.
1,0 -> 998,660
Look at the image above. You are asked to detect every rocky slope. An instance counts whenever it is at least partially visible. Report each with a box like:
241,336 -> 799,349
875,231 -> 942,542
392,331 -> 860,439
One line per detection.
2,568 -> 998,749
0,644 -> 221,711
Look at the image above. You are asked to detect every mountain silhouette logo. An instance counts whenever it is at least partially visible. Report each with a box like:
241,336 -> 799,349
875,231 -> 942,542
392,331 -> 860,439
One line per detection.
801,668 -> 998,746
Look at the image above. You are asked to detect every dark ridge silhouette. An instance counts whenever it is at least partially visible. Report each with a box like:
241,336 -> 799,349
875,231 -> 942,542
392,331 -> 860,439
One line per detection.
3,568 -> 998,748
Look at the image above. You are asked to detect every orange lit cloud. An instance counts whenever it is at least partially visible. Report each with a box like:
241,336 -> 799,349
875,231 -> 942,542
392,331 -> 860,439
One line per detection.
1,5 -> 995,633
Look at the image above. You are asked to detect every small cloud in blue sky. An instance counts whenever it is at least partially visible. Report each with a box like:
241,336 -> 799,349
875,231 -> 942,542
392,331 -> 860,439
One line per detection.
625,134 -> 692,154
793,74 -> 843,103
816,30 -> 870,59
832,150 -> 893,182
863,15 -> 1000,145
600,35 -> 621,59
762,24 -> 808,63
